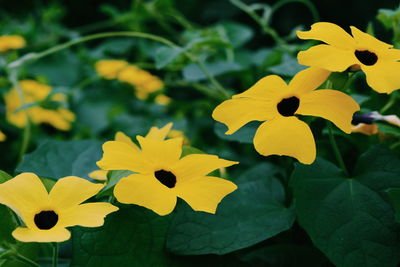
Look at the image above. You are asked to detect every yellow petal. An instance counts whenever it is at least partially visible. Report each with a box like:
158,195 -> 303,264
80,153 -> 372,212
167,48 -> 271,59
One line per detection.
296,89 -> 360,133
12,227 -> 70,242
351,123 -> 378,135
49,177 -> 104,209
137,136 -> 182,166
350,26 -> 392,50
0,35 -> 26,52
253,118 -> 316,164
97,141 -> 151,173
0,173 -> 49,221
233,75 -> 288,100
0,131 -> 6,142
88,170 -> 108,181
115,132 -> 139,150
297,44 -> 357,72
212,98 -> 275,134
288,67 -> 331,95
175,176 -> 237,214
297,22 -> 355,49
362,62 -> 400,93
146,123 -> 173,141
95,60 -> 129,79
61,202 -> 118,227
173,154 -> 238,180
114,174 -> 177,215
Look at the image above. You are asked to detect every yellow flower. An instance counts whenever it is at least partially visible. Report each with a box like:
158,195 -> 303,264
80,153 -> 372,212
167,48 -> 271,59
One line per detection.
0,131 -> 6,142
0,173 -> 118,242
4,80 -> 75,130
0,35 -> 26,52
212,67 -> 360,164
297,22 -> 400,93
95,60 -> 129,79
97,124 -> 238,216
154,94 -> 172,105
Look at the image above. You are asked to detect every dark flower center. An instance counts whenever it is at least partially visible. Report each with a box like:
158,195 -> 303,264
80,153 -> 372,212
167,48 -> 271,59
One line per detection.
154,170 -> 176,188
34,210 -> 58,230
277,96 -> 300,117
355,50 -> 378,66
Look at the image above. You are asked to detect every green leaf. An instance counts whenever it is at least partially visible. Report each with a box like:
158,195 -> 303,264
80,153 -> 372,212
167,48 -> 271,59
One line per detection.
0,170 -> 12,182
214,121 -> 259,144
290,145 -> 400,267
71,206 -> 174,266
181,145 -> 204,157
387,188 -> 400,222
376,122 -> 400,137
218,21 -> 254,47
97,170 -> 134,198
155,46 -> 184,69
182,61 -> 242,82
269,53 -> 306,77
167,163 -> 295,255
17,140 -> 103,180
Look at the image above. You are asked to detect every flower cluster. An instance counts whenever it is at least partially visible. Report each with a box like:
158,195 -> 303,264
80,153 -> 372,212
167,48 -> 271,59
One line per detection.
4,80 -> 75,131
95,59 -> 170,103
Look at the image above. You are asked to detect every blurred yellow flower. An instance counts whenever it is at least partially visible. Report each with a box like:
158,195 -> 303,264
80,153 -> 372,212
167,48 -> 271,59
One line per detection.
4,80 -> 75,131
0,131 -> 6,142
212,67 -> 360,164
0,35 -> 26,52
97,123 -> 237,216
95,59 -> 164,100
0,173 -> 118,242
297,22 -> 400,93
154,94 -> 172,105
95,60 -> 129,79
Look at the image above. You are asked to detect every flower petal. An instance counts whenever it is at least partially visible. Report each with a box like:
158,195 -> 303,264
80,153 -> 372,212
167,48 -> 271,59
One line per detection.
296,89 -> 360,133
0,173 -> 49,221
61,203 -> 119,227
289,67 -> 331,95
297,44 -> 357,72
12,227 -> 70,242
297,22 -> 355,49
350,26 -> 392,50
136,136 -> 182,167
49,177 -> 104,209
233,75 -> 288,101
254,118 -> 316,164
175,176 -> 237,214
88,170 -> 108,181
146,123 -> 173,141
173,154 -> 238,180
115,132 -> 139,150
114,174 -> 177,216
97,141 -> 151,173
362,62 -> 400,93
212,98 -> 275,134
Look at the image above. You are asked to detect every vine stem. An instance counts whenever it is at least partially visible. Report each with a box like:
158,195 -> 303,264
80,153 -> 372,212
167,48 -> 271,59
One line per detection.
52,242 -> 58,267
12,251 -> 40,267
328,123 -> 349,177
7,31 -> 230,99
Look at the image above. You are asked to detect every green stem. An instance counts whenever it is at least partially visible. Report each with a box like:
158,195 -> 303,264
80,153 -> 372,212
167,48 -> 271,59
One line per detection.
229,0 -> 288,48
271,0 -> 319,23
328,123 -> 349,177
380,94 -> 397,114
52,242 -> 58,267
7,31 -> 229,99
13,251 -> 40,267
341,72 -> 355,92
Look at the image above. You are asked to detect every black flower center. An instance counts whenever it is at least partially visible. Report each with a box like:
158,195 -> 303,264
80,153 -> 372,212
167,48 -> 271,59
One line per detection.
34,210 -> 58,230
154,170 -> 176,188
355,50 -> 378,66
277,96 -> 300,117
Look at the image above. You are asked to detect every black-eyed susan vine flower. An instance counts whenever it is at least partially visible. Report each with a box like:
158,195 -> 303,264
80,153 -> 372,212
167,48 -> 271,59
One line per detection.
4,80 -> 75,131
89,123 -> 176,181
0,173 -> 118,242
95,59 -> 164,100
0,130 -> 5,142
297,22 -> 400,93
212,67 -> 360,164
0,35 -> 25,52
97,123 -> 238,216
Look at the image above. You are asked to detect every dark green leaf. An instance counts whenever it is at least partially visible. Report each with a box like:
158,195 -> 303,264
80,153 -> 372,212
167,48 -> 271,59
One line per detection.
97,170 -> 134,198
218,21 -> 254,47
269,53 -> 306,77
182,61 -> 242,82
291,145 -> 400,267
155,46 -> 184,69
387,188 -> 400,222
214,121 -> 260,144
17,140 -> 103,180
71,206 -> 173,267
167,163 -> 294,255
